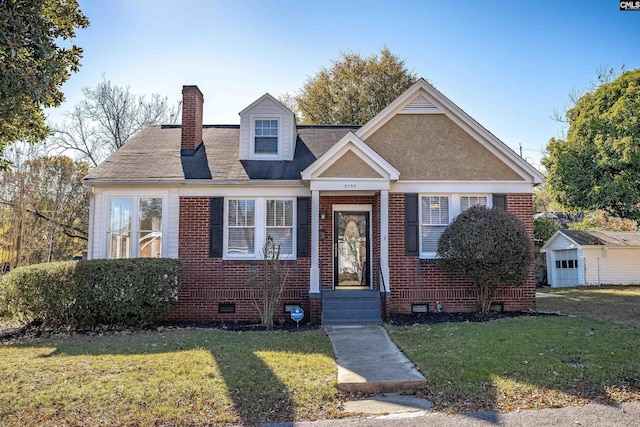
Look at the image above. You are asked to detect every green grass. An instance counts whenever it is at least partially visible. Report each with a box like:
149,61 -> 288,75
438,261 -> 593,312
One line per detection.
537,285 -> 640,327
0,328 -> 340,426
388,316 -> 640,413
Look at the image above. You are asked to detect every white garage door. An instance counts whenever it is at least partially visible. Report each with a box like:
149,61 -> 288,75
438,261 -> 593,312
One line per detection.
553,249 -> 579,287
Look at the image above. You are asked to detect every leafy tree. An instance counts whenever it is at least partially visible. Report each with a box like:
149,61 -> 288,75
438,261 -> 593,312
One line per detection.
569,210 -> 638,232
543,69 -> 640,222
532,184 -> 564,213
0,149 -> 88,268
292,47 -> 417,125
437,206 -> 533,313
533,217 -> 561,245
49,78 -> 181,167
0,0 -> 89,169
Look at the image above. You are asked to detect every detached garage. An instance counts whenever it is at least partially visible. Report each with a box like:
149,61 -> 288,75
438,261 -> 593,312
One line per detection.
541,230 -> 640,288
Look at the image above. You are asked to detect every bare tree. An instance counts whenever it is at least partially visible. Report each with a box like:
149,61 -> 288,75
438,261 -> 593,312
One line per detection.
49,77 -> 181,167
0,145 -> 88,268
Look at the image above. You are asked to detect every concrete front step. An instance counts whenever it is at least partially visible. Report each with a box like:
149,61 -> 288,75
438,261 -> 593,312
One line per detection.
325,325 -> 427,394
322,290 -> 382,324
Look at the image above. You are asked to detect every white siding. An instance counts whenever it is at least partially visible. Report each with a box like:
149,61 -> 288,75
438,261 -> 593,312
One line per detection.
91,187 -> 105,259
543,233 -> 584,287
545,233 -> 575,251
239,95 -> 296,161
166,189 -> 180,258
583,247 -> 640,285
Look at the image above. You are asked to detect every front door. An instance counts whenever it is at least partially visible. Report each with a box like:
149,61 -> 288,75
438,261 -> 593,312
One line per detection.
334,211 -> 370,288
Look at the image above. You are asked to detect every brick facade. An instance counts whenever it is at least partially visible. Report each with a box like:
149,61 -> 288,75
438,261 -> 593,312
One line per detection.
172,193 -> 535,323
387,192 -> 535,314
172,197 -> 312,323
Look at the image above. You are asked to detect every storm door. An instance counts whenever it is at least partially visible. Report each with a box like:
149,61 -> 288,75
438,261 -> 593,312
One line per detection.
334,211 -> 370,288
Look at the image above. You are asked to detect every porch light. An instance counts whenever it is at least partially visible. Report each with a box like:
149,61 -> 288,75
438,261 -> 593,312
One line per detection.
320,209 -> 327,220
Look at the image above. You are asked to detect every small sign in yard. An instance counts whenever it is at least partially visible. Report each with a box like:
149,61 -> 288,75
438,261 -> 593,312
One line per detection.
291,307 -> 304,327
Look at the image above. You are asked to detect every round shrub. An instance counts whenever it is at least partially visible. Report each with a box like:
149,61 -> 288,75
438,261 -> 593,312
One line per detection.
437,206 -> 533,313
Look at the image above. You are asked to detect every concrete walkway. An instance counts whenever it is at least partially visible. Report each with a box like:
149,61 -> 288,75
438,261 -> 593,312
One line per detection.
324,325 -> 427,393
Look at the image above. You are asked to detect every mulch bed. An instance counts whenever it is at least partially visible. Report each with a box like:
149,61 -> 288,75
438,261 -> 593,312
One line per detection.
388,310 -> 557,326
1,311 -> 558,343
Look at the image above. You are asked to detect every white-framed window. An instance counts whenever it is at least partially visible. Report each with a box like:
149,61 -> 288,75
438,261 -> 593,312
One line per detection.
419,194 -> 491,258
460,195 -> 488,211
266,199 -> 294,257
224,197 -> 296,259
227,199 -> 256,256
420,195 -> 450,256
254,119 -> 278,154
107,195 -> 164,259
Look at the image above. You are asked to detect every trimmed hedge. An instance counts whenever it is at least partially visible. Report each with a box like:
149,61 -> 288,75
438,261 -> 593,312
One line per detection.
2,259 -> 181,328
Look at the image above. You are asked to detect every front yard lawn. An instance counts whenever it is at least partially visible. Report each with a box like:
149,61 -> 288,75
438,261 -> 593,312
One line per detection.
537,285 -> 640,327
388,316 -> 640,413
0,328 -> 340,426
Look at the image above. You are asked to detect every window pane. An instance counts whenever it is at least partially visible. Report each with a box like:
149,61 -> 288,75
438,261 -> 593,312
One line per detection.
109,198 -> 132,232
108,232 -> 131,259
228,228 -> 254,255
228,200 -> 255,226
139,198 -> 162,231
139,231 -> 162,258
267,200 -> 293,227
421,225 -> 446,253
421,196 -> 449,225
461,196 -> 487,212
267,228 -> 293,256
255,137 -> 278,154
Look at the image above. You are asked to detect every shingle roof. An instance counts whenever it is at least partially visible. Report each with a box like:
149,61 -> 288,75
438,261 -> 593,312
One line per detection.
83,125 -> 359,183
560,229 -> 640,246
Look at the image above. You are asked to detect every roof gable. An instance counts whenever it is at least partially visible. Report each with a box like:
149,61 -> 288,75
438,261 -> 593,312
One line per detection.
238,93 -> 293,116
541,229 -> 640,251
356,79 -> 544,184
318,150 -> 384,179
301,131 -> 400,181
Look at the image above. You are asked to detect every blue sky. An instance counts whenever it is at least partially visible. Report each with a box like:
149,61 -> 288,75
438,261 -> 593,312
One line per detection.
49,0 -> 640,170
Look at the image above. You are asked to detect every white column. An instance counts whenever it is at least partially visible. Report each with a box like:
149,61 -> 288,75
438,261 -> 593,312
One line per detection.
380,189 -> 390,292
310,190 -> 320,294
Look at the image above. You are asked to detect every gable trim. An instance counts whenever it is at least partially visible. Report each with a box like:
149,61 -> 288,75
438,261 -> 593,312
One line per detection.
540,230 -> 580,253
301,131 -> 400,181
356,79 -> 544,184
238,93 -> 294,116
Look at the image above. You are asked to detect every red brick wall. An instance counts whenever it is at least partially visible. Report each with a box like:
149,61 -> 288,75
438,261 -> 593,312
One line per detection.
387,193 -> 536,313
173,197 -> 312,323
173,193 -> 535,322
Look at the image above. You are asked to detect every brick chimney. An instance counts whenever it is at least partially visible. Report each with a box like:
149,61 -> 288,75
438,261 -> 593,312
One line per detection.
181,85 -> 204,155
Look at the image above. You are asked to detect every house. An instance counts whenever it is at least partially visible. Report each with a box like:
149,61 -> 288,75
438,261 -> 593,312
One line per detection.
84,78 -> 544,323
541,229 -> 640,287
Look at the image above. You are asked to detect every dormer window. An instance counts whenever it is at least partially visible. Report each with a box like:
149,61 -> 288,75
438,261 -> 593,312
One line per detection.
254,119 -> 278,154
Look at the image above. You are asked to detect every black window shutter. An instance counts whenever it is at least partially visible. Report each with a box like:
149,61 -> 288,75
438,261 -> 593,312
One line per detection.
493,194 -> 507,211
296,197 -> 310,258
209,198 -> 224,258
405,193 -> 419,256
